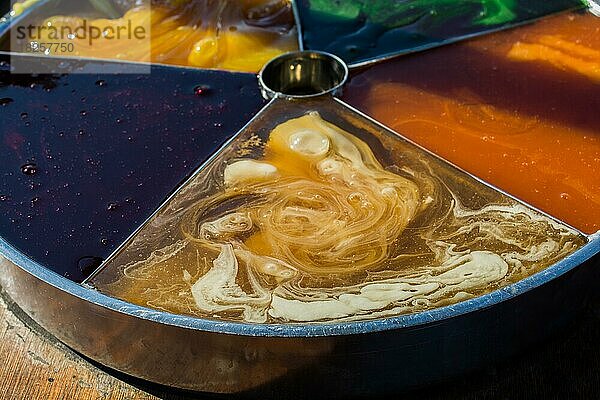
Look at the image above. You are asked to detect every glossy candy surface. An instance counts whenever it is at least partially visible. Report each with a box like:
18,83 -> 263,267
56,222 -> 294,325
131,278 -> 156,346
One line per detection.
9,0 -> 298,72
295,0 -> 585,64
0,54 -> 265,282
343,11 -> 600,233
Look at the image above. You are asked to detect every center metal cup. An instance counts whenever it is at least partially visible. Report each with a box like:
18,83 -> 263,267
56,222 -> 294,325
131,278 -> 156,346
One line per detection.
258,51 -> 349,100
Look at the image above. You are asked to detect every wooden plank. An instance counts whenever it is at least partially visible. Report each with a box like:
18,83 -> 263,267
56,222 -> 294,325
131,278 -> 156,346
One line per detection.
0,289 -> 158,400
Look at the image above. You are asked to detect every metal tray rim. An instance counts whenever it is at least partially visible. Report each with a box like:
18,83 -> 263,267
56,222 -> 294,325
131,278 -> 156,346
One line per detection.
1,233 -> 597,338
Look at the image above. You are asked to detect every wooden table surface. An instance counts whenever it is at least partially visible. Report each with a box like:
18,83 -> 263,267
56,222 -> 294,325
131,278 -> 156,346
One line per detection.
1,283 -> 599,400
0,287 -> 157,400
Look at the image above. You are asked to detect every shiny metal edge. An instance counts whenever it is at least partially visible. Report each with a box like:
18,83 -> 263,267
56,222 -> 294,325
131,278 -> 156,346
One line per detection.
1,96 -> 598,338
0,0 -> 53,39
590,0 -> 600,16
290,0 -> 305,51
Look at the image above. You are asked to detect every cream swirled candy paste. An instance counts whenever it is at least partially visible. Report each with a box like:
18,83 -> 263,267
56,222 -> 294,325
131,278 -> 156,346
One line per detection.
91,111 -> 584,323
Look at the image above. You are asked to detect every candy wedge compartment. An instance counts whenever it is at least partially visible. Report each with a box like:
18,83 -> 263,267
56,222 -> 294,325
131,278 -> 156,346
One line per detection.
292,0 -> 586,66
342,10 -> 600,234
0,53 -> 266,282
87,95 -> 586,325
1,0 -> 299,72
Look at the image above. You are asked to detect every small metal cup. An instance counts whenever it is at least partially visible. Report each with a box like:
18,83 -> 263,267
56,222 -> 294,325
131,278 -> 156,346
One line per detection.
258,51 -> 349,100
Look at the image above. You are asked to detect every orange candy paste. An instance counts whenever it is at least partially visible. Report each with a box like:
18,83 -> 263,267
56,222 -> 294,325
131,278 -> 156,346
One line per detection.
344,12 -> 600,233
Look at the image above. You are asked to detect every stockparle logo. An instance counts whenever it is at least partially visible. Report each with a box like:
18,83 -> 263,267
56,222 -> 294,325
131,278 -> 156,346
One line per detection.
9,0 -> 151,74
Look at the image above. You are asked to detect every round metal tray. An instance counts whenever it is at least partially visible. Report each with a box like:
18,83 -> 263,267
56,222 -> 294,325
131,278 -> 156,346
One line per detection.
1,232 -> 598,396
1,2 -> 599,397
